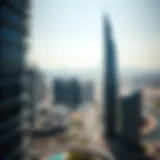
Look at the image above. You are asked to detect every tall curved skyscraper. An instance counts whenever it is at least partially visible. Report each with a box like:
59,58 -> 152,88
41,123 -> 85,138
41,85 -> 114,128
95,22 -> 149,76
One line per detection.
103,16 -> 147,160
103,16 -> 118,139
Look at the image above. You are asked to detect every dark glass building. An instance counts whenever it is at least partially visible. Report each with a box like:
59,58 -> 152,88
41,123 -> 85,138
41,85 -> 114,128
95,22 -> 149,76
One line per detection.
66,78 -> 81,109
103,16 -> 118,139
102,17 -> 148,159
121,91 -> 142,144
0,1 -> 30,159
53,78 -> 82,110
27,68 -> 46,128
53,78 -> 67,105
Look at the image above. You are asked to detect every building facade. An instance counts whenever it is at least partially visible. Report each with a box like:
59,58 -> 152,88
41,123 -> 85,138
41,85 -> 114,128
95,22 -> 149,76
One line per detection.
53,78 -> 82,110
121,91 -> 142,144
103,16 -> 118,139
53,78 -> 67,105
0,1 -> 30,159
27,68 -> 47,128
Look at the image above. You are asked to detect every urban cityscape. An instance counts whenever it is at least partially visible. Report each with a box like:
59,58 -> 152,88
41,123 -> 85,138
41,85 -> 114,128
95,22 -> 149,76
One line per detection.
1,0 -> 160,160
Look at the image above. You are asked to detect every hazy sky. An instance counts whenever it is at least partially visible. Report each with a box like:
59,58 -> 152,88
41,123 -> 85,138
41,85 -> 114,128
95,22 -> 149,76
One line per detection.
28,0 -> 160,71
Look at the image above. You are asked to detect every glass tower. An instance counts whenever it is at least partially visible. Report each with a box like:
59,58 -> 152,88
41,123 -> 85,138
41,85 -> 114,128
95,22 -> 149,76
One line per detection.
0,1 -> 30,159
103,16 -> 118,139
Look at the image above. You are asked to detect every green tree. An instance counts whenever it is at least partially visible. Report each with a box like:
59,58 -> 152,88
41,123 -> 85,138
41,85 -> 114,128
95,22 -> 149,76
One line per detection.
67,138 -> 95,160
67,151 -> 94,160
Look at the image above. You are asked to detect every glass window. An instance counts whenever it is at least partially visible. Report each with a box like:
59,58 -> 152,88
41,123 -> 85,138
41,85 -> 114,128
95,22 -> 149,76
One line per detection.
1,7 -> 21,26
1,45 -> 21,62
9,0 -> 24,9
1,27 -> 22,42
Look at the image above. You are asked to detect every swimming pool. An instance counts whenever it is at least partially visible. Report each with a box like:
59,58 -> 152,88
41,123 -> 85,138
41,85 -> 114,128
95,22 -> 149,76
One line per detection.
48,153 -> 64,160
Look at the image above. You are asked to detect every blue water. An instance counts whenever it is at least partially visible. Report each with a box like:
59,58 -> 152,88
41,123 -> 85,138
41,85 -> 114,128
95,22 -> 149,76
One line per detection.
48,153 -> 63,160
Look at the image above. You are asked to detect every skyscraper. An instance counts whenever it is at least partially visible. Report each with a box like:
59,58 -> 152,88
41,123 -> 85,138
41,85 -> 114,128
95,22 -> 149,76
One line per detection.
53,78 -> 67,105
67,78 -> 81,109
53,78 -> 82,110
102,17 -> 148,159
27,68 -> 46,127
0,1 -> 30,159
103,16 -> 118,139
121,91 -> 142,144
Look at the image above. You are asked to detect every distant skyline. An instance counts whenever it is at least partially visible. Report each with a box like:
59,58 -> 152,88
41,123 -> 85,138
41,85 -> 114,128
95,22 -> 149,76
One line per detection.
28,0 -> 160,72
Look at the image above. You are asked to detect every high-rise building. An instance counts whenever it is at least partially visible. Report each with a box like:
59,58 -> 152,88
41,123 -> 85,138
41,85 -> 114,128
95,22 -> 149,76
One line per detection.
53,78 -> 82,110
103,16 -> 118,139
28,69 -> 46,102
66,78 -> 81,109
27,68 -> 46,127
53,78 -> 67,105
0,1 -> 30,159
102,17 -> 148,159
121,91 -> 142,144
